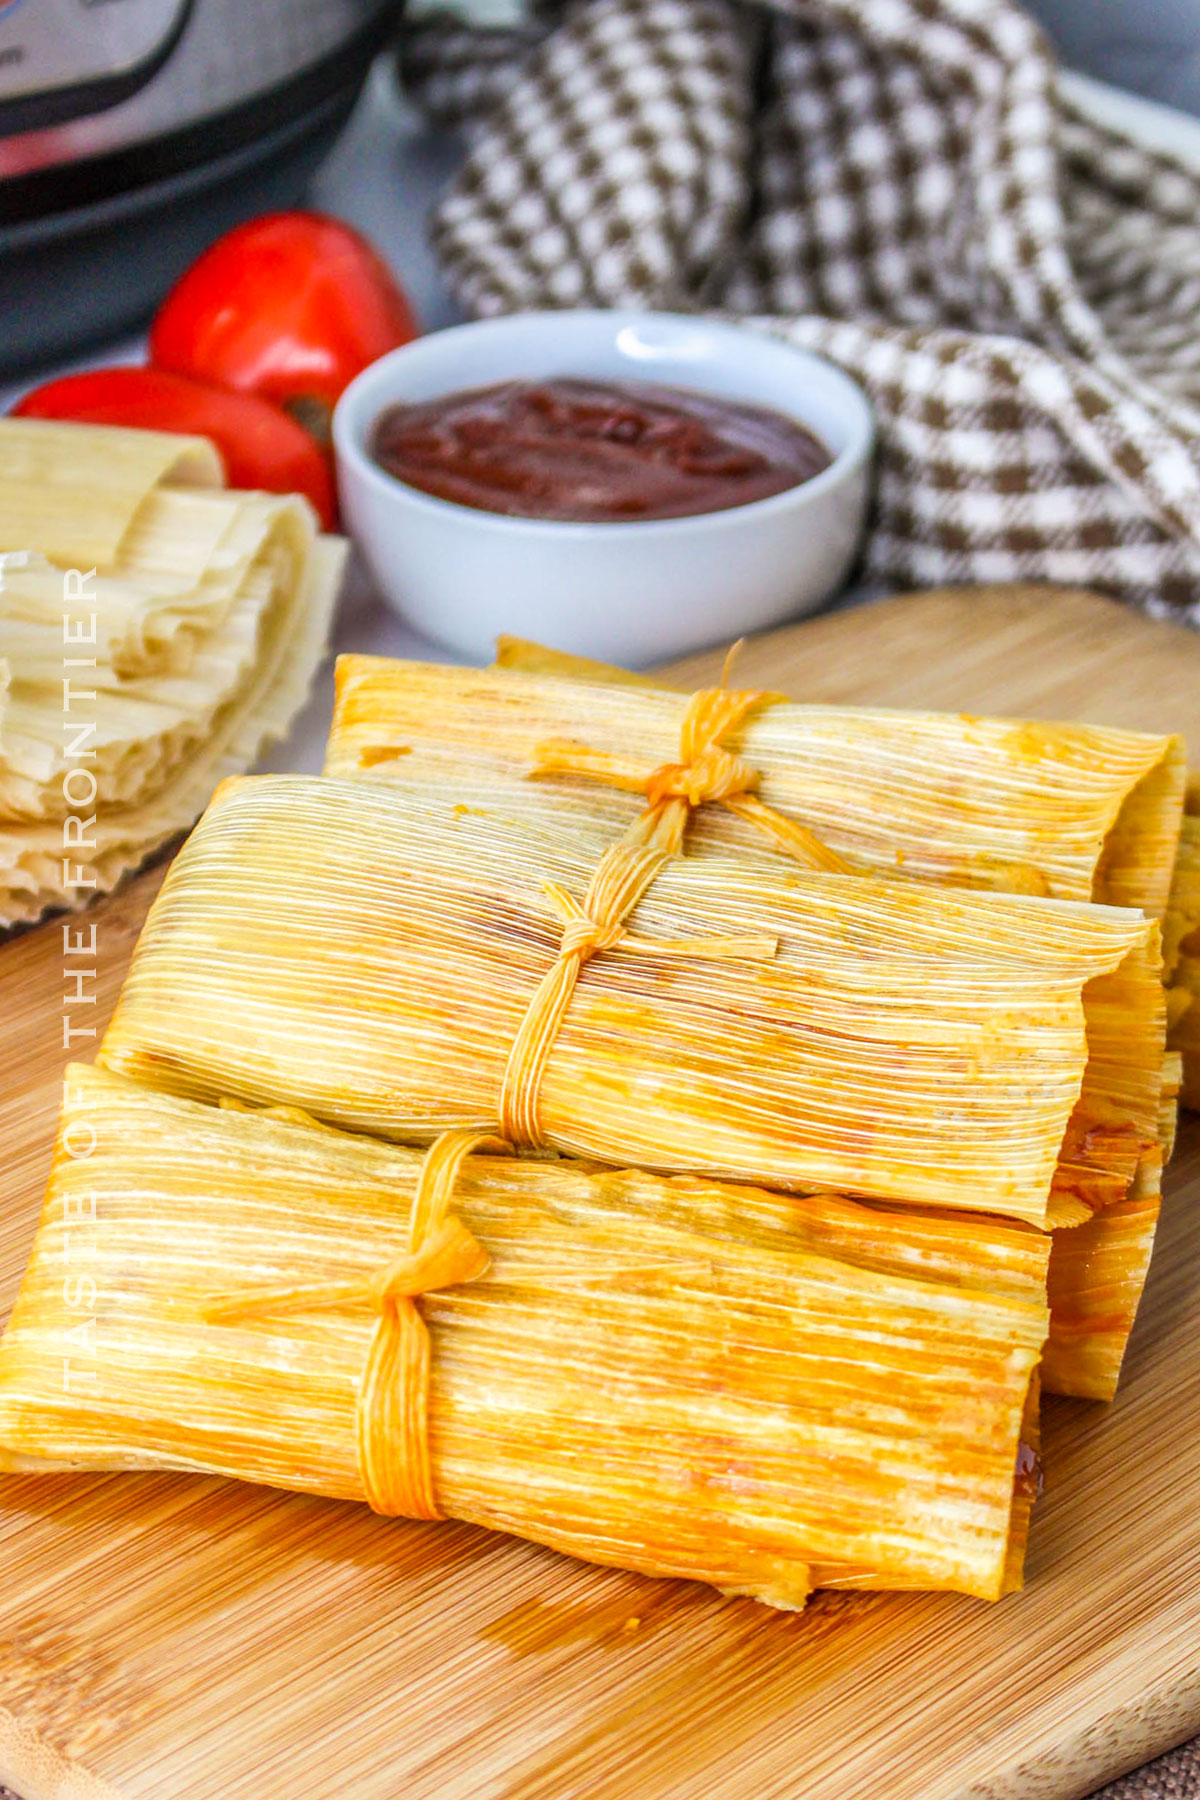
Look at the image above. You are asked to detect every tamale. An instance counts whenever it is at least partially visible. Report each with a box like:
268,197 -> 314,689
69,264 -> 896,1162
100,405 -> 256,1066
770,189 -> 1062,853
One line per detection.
1042,1187 -> 1161,1401
489,640 -> 1199,1116
98,773 -> 1163,1232
1167,806 -> 1200,1108
328,656 -> 1185,916
0,1065 -> 1049,1607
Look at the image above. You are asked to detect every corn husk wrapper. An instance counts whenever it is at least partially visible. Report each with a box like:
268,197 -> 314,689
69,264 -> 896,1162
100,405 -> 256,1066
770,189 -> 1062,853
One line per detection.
1167,807 -> 1200,1108
1042,1182 -> 1161,1402
99,773 -> 1163,1236
0,421 -> 345,927
1003,1371 -> 1043,1596
488,640 -> 1199,1118
330,655 -> 1185,917
0,1066 -> 1050,1607
493,637 -> 667,687
1160,1051 -> 1183,1162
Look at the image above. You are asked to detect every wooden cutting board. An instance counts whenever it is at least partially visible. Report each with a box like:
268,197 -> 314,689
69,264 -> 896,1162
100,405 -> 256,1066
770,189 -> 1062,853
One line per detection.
3,584 -> 1200,1800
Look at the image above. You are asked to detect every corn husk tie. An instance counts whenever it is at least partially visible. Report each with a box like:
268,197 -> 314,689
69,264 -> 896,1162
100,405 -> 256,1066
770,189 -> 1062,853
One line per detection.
533,676 -> 852,872
205,1128 -> 504,1519
498,832 -> 778,1145
499,677 -> 835,1144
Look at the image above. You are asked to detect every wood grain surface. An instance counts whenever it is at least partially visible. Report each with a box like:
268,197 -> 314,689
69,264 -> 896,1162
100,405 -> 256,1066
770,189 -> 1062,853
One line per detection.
2,585 -> 1200,1800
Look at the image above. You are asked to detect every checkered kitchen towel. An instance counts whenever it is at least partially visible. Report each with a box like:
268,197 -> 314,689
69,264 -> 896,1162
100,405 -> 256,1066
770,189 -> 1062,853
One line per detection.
401,0 -> 1200,620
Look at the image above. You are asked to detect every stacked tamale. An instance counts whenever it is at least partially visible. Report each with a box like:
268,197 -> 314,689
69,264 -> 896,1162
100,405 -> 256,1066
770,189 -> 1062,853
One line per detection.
0,625 -> 1189,1613
489,636 -> 1200,1115
0,419 -> 345,926
1167,792 -> 1200,1109
0,1063 -> 1048,1606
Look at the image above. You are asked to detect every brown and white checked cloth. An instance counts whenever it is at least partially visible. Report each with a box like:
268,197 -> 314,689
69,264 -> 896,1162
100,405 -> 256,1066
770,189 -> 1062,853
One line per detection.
400,0 -> 1200,623
1092,1740 -> 1200,1800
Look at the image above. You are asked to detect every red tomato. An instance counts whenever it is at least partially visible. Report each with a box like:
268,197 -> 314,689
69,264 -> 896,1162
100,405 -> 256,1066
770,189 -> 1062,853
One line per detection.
149,211 -> 417,438
12,367 -> 337,529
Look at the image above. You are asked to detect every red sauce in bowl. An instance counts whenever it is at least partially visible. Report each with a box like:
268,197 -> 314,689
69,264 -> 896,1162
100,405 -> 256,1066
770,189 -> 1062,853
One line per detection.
370,377 -> 832,522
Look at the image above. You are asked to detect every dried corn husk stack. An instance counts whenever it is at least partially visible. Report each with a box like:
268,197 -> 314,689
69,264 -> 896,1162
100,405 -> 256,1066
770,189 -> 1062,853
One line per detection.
0,418 -> 345,927
0,1065 -> 1050,1608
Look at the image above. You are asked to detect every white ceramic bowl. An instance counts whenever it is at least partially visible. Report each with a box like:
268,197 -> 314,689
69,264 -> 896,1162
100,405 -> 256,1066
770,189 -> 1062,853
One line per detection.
333,310 -> 874,666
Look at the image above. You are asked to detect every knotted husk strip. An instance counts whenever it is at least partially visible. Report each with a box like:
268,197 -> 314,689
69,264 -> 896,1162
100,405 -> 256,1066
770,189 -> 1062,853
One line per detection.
0,1066 -> 1049,1606
497,683 -> 810,1146
529,687 -> 854,876
208,1128 -> 503,1520
498,830 -> 777,1147
98,774 -> 1163,1235
328,655 -> 1185,919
